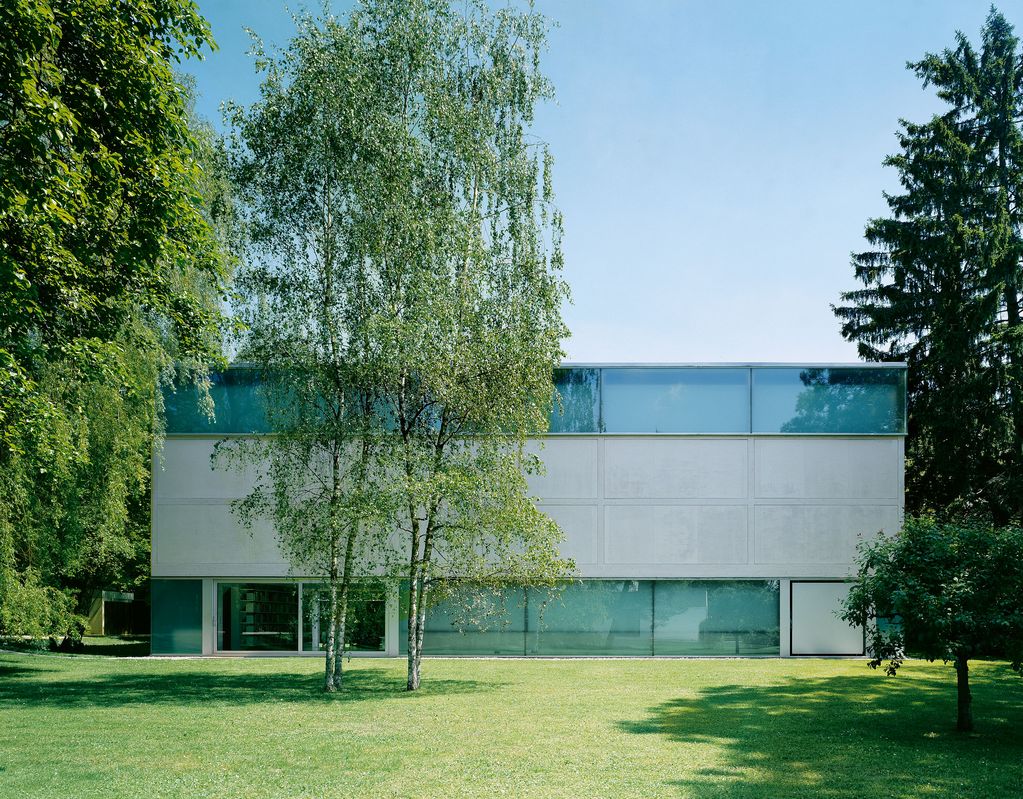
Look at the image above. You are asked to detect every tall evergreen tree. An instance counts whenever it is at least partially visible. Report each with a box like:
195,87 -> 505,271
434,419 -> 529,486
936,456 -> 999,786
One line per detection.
836,8 -> 1023,521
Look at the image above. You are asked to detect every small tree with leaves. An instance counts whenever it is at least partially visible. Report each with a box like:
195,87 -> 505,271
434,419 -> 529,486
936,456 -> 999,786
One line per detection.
841,515 -> 1023,732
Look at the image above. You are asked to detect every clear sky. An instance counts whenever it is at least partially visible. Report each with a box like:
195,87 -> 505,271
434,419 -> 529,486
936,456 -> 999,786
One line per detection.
184,1 -> 1023,363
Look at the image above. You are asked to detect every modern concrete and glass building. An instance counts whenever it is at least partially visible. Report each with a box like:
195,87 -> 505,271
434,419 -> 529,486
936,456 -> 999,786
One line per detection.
151,363 -> 906,658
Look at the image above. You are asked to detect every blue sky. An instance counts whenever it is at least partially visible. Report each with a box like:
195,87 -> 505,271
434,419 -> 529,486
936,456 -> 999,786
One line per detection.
184,1 -> 1022,362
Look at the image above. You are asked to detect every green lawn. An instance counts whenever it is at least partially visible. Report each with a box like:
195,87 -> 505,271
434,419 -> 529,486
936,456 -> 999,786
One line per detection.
1,653 -> 1021,798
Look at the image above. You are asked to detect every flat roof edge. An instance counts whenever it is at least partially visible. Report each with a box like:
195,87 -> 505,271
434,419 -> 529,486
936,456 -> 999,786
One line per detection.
220,361 -> 908,370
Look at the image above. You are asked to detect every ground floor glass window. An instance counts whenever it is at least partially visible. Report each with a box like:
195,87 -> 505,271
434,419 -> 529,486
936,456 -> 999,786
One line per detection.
399,579 -> 781,656
301,583 -> 386,653
217,583 -> 298,652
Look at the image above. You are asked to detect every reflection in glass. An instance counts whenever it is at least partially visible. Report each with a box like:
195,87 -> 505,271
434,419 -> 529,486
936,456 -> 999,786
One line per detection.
217,582 -> 298,651
301,583 -> 386,652
549,368 -> 601,433
164,368 -> 270,434
752,367 -> 906,434
398,584 -> 527,655
526,580 -> 653,655
653,580 -> 779,655
601,368 -> 750,433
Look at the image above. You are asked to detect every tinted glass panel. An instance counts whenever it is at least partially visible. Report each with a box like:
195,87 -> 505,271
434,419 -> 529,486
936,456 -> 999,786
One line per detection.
217,582 -> 298,651
526,581 -> 653,655
653,580 -> 780,655
399,585 -> 526,655
164,369 -> 269,434
151,579 -> 202,655
601,368 -> 749,433
752,367 -> 906,434
302,583 -> 386,652
549,368 -> 601,433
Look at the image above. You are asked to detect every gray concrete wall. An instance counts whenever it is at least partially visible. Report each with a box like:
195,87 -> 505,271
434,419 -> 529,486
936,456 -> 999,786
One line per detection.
153,435 -> 903,580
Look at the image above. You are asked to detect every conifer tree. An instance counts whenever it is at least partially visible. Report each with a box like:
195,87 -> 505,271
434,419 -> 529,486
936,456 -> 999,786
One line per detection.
836,8 -> 1023,520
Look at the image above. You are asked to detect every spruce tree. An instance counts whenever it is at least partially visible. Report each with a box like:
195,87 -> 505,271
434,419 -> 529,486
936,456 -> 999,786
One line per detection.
836,8 -> 1023,521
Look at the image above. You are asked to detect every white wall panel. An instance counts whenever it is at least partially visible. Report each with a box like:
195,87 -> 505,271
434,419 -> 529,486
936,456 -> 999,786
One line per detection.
604,504 -> 747,565
525,439 -> 600,499
604,439 -> 747,499
157,440 -> 258,500
540,504 -> 600,565
754,505 -> 899,565
755,438 -> 900,499
790,581 -> 864,655
153,504 -> 287,574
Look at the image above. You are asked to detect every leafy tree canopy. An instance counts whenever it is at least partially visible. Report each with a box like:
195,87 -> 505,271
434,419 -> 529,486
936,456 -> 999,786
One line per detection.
0,0 -> 233,641
223,0 -> 571,691
841,515 -> 1023,731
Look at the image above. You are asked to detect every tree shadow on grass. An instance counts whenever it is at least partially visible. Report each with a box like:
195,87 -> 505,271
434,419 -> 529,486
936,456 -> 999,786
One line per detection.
0,658 -> 500,709
619,667 -> 1023,799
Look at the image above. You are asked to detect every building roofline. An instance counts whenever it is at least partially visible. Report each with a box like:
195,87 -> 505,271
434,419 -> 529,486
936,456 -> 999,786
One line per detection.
222,361 -> 908,370
558,362 -> 908,369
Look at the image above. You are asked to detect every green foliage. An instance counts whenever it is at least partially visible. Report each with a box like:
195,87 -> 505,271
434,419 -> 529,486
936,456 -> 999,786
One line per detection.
0,1 -> 233,637
835,8 -> 1023,521
0,568 -> 80,645
225,0 -> 572,691
841,515 -> 1023,729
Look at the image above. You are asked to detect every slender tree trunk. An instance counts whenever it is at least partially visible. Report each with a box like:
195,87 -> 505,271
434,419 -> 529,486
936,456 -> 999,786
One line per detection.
411,526 -> 435,689
331,523 -> 359,687
955,656 -> 973,732
324,547 -> 339,693
325,449 -> 346,693
406,549 -> 421,691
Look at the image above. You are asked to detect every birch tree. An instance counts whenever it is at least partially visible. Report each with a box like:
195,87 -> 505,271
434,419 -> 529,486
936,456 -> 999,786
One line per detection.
218,15 -> 393,691
350,0 -> 573,691
224,0 -> 572,692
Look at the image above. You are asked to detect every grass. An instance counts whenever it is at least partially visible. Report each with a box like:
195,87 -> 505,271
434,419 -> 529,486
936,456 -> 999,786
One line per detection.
79,635 -> 151,657
0,654 -> 1021,798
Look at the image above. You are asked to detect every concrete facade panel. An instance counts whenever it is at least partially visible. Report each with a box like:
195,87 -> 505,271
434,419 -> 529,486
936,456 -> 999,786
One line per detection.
604,439 -> 747,499
153,504 -> 287,574
753,504 -> 899,565
754,438 -> 901,499
604,504 -> 748,565
539,504 -> 600,565
525,439 -> 600,499
155,439 -> 258,500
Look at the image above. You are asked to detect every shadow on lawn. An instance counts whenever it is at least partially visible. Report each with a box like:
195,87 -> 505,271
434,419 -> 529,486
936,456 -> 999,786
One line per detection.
0,660 -> 497,708
620,668 -> 1023,798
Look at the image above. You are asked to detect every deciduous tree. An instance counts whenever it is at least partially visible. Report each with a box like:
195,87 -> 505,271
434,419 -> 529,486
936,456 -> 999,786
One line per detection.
218,12 -> 397,690
0,0 -> 233,640
841,515 -> 1023,732
224,0 -> 573,692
